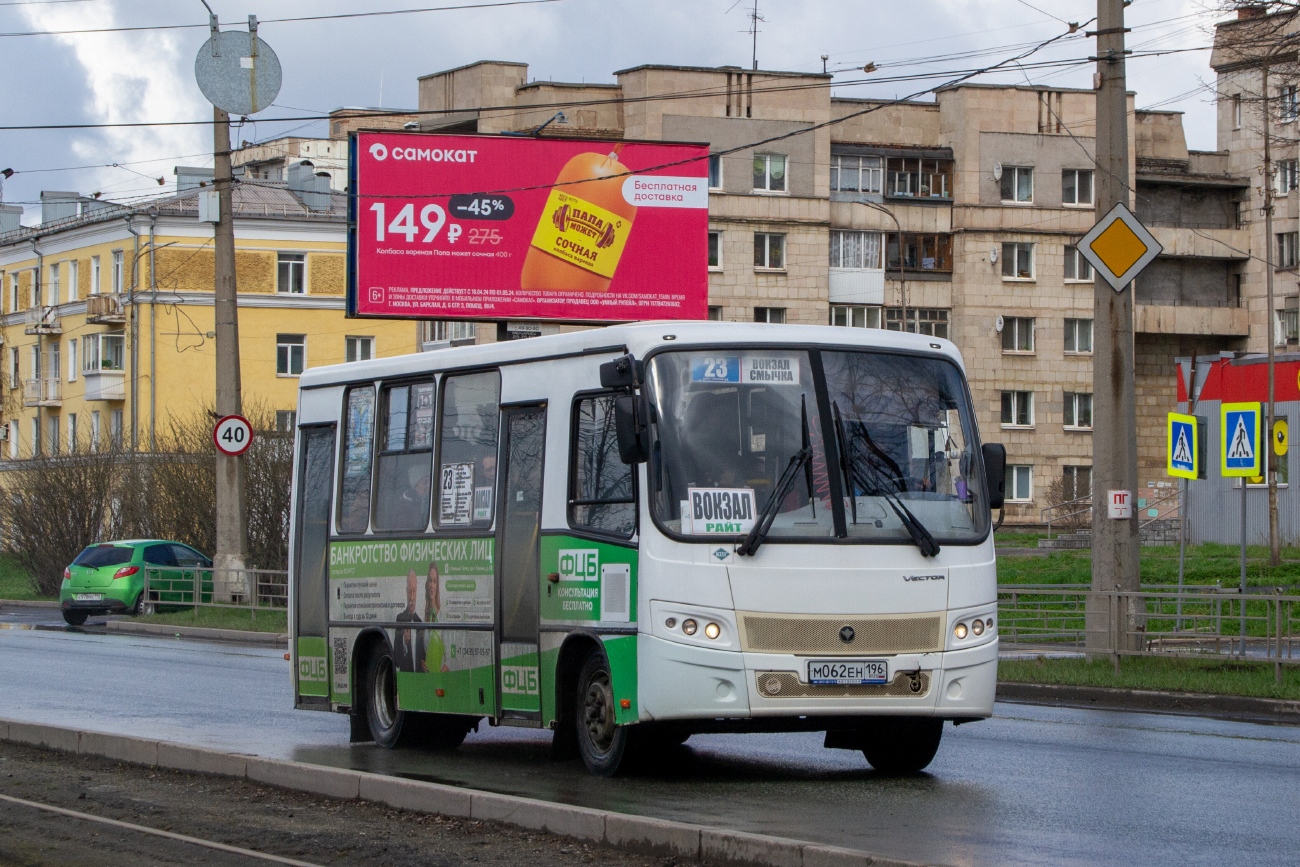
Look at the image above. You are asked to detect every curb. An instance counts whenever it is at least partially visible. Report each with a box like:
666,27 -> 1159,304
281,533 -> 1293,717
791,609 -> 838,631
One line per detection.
104,620 -> 288,647
997,681 -> 1300,726
0,598 -> 59,609
0,717 -> 927,867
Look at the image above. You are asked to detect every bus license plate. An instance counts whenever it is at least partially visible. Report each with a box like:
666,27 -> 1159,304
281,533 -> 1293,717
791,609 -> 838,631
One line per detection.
806,659 -> 888,686
73,594 -> 103,602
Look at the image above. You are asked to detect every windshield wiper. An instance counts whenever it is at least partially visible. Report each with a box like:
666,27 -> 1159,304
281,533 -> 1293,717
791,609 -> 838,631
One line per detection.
833,402 -> 940,558
737,397 -> 814,557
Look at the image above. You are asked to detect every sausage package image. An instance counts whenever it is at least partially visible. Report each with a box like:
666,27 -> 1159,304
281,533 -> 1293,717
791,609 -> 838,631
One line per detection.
350,132 -> 709,321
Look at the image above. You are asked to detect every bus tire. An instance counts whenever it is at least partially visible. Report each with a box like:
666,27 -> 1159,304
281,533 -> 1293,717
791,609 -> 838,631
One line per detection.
575,651 -> 632,776
362,644 -> 413,749
862,717 -> 944,774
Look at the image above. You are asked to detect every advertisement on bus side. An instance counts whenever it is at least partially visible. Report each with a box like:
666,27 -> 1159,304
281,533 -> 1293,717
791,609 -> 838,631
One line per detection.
327,537 -> 494,624
348,132 -> 709,322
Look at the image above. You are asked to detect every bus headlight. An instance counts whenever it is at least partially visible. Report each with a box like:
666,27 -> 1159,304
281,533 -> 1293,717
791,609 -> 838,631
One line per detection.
682,618 -> 698,636
704,622 -> 721,640
953,622 -> 968,640
972,619 -> 985,636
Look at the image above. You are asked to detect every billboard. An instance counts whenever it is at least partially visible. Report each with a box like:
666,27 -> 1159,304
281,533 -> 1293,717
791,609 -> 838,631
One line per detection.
348,132 -> 710,322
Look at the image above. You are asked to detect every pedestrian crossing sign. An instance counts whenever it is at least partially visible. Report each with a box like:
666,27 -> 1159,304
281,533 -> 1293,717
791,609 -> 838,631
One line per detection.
1167,412 -> 1198,480
1221,402 -> 1262,477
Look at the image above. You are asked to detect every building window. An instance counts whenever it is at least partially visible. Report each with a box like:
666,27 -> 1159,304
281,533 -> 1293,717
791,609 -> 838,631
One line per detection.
884,307 -> 949,337
111,250 -> 123,294
67,260 -> 78,304
1064,391 -> 1093,429
708,231 -> 722,269
7,421 -> 15,460
90,411 -> 100,452
277,252 -> 306,294
48,417 -> 59,456
8,347 -> 18,389
83,334 -> 125,371
8,272 -> 17,312
885,157 -> 952,198
831,154 -> 883,193
68,413 -> 77,453
752,153 -> 787,192
708,154 -> 722,189
1064,245 -> 1094,281
49,263 -> 60,304
31,418 -> 40,458
1062,465 -> 1092,501
420,321 -> 476,344
1064,318 -> 1094,353
68,339 -> 77,382
110,409 -> 123,447
886,233 -> 953,272
1282,85 -> 1299,122
754,307 -> 786,324
345,336 -> 374,363
276,410 -> 297,433
1001,391 -> 1034,427
707,306 -> 723,321
1005,465 -> 1033,502
1001,316 -> 1035,352
277,334 -> 305,375
1233,93 -> 1242,129
1278,160 -> 1299,195
753,232 -> 785,269
831,305 -> 882,329
90,255 -> 101,296
1000,165 -> 1034,203
1278,307 -> 1299,346
829,231 -> 884,269
1279,232 -> 1299,269
1001,242 -> 1035,279
1062,169 -> 1094,205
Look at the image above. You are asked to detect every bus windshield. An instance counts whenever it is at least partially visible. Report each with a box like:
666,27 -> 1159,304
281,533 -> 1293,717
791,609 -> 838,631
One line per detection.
645,347 -> 989,546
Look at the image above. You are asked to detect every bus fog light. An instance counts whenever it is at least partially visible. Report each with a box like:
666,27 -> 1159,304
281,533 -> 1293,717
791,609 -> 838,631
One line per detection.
972,619 -> 984,636
986,618 -> 995,631
704,622 -> 720,640
953,622 -> 968,640
682,619 -> 698,636
665,617 -> 677,629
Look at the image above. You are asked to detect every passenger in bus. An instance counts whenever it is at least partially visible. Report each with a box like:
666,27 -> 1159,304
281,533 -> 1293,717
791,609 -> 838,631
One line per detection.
682,392 -> 744,487
418,563 -> 450,674
394,570 -> 421,672
392,464 -> 431,530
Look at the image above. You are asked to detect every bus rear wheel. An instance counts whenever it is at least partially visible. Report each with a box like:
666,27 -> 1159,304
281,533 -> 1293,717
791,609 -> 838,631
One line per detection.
862,717 -> 944,774
362,644 -> 413,749
575,651 -> 632,776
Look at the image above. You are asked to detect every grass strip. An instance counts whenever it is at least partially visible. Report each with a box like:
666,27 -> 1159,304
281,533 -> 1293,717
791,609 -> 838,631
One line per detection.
999,655 -> 1300,701
126,606 -> 287,634
999,542 -> 1300,588
0,556 -> 48,601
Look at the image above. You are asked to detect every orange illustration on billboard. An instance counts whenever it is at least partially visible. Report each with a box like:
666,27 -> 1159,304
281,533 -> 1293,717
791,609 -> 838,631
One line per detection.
521,147 -> 638,292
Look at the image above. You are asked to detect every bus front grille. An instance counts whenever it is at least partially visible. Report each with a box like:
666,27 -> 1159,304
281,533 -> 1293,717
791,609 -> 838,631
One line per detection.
739,613 -> 943,655
755,671 -> 931,699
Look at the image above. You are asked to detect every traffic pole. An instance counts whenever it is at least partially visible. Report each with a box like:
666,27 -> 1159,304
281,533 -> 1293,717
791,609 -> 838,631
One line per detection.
213,105 -> 248,600
1088,0 -> 1141,654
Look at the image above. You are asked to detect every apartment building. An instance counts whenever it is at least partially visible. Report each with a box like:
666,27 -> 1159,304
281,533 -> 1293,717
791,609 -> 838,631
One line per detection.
0,175 -> 420,459
392,60 -> 1248,522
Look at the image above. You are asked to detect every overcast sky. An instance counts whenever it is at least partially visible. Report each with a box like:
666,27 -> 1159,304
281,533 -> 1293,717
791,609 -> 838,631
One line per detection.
0,0 -> 1224,223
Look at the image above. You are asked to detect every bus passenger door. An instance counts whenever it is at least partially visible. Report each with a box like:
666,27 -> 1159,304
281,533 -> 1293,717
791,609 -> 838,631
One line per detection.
495,405 -> 546,723
294,425 -> 336,708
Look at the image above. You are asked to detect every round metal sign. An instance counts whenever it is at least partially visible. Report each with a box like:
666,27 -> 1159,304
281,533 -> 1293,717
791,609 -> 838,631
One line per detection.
194,30 -> 282,116
213,414 -> 254,456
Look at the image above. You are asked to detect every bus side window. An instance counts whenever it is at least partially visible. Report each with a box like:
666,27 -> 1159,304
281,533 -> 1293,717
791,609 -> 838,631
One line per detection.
570,393 -> 636,538
437,371 -> 501,528
374,380 -> 435,532
339,386 -> 376,534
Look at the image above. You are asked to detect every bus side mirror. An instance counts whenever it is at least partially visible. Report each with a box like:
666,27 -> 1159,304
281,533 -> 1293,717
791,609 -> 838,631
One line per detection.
600,355 -> 642,389
982,443 -> 1006,510
614,394 -> 647,464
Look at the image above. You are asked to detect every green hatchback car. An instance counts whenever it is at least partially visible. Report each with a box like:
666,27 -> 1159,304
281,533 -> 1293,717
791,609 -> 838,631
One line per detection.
59,540 -> 213,626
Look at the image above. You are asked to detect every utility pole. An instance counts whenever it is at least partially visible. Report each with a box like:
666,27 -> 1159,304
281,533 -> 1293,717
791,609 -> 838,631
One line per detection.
1262,63 -> 1281,567
1088,0 -> 1140,653
213,103 -> 247,599
750,0 -> 760,71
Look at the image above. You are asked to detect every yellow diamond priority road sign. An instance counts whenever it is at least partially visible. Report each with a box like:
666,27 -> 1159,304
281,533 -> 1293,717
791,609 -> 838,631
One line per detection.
1077,202 -> 1163,292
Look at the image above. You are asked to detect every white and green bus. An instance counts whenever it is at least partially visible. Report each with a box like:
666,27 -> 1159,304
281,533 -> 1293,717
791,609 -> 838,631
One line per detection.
289,322 -> 1005,775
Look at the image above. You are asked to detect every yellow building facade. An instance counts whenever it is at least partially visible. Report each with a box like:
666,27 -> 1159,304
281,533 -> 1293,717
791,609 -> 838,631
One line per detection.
0,182 -> 421,456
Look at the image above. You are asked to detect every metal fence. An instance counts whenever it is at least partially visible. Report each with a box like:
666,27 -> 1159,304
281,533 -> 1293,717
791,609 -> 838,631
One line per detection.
998,584 -> 1300,679
141,566 -> 287,626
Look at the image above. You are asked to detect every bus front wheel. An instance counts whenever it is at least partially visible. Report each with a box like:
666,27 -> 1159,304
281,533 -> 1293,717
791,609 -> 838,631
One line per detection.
362,645 -> 412,749
862,717 -> 944,774
575,651 -> 632,776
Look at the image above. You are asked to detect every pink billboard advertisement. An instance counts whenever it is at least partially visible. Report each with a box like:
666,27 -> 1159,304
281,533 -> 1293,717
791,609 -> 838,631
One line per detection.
348,132 -> 710,322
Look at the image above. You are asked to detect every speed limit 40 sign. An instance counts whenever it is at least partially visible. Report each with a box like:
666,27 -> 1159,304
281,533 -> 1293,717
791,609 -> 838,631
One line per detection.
213,414 -> 254,456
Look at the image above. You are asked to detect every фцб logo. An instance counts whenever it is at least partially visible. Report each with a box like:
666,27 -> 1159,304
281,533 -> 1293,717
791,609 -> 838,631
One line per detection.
369,142 -> 388,161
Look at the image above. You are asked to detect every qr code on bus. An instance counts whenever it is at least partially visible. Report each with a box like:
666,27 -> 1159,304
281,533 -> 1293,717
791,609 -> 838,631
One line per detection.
333,637 -> 349,676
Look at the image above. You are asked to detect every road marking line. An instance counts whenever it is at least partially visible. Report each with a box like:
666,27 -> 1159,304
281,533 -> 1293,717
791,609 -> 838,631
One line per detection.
0,792 -> 324,867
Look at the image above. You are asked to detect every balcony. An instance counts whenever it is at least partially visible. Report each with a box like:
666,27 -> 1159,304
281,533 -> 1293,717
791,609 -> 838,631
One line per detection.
828,268 -> 885,305
22,377 -> 61,407
86,293 -> 126,325
23,306 -> 61,335
1134,305 -> 1249,337
83,369 -> 126,401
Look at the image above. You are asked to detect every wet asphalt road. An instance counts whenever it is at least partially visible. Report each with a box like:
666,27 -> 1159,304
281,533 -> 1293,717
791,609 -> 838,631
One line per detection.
2,618 -> 1299,866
